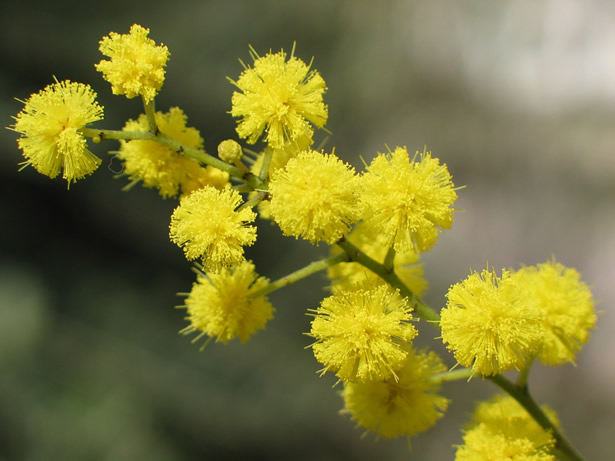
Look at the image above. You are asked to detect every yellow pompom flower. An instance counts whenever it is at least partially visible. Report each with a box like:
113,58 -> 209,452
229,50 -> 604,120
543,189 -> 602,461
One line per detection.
11,80 -> 103,184
456,425 -> 555,461
307,285 -> 417,383
268,150 -> 362,244
328,222 -> 428,296
360,147 -> 457,254
249,131 -> 314,219
341,347 -> 449,440
182,261 -> 274,344
456,394 -> 558,461
517,261 -> 596,366
229,47 -> 328,149
118,107 -> 228,198
169,186 -> 257,271
96,24 -> 169,103
471,394 -> 559,448
441,268 -> 544,376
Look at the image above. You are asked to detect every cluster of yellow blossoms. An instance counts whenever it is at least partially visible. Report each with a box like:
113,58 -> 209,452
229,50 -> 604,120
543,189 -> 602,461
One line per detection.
441,261 -> 595,377
456,395 -> 560,460
10,24 -> 597,459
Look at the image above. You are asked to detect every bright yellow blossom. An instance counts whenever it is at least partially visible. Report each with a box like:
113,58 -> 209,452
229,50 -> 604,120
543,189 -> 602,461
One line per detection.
342,347 -> 449,440
182,261 -> 274,344
229,47 -> 327,149
360,147 -> 457,254
118,107 -> 228,198
96,24 -> 169,103
456,394 -> 558,461
517,261 -> 596,365
456,425 -> 555,461
308,285 -> 417,383
269,150 -> 362,244
169,186 -> 257,271
471,394 -> 559,448
249,130 -> 314,219
441,268 -> 543,376
11,80 -> 104,185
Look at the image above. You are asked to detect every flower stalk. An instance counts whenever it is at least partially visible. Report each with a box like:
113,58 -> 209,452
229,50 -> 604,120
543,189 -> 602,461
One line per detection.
336,237 -> 441,324
251,252 -> 349,298
80,127 -> 266,190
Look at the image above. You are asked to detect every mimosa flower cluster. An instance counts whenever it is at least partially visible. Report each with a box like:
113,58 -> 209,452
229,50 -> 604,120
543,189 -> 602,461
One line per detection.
9,24 -> 597,460
441,261 -> 595,377
456,394 -> 559,460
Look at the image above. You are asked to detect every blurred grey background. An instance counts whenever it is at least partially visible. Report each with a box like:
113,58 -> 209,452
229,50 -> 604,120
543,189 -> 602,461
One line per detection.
1,1 -> 613,460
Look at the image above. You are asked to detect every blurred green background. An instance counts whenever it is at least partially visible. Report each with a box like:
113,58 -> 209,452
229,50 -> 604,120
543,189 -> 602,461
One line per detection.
1,1 -> 614,460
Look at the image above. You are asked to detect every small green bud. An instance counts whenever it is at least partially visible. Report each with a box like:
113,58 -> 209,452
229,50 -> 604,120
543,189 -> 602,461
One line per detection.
218,139 -> 242,163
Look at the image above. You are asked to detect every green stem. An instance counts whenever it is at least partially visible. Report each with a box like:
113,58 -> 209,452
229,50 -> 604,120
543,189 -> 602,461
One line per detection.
259,148 -> 273,182
81,128 -> 266,190
240,190 -> 268,210
488,374 -> 585,461
430,367 -> 473,384
142,96 -> 158,133
251,252 -> 349,298
335,237 -> 441,325
383,246 -> 396,272
516,357 -> 534,391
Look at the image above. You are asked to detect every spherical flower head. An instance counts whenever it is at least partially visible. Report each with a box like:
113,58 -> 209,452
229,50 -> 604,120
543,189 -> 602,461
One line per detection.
517,261 -> 596,366
456,425 -> 555,461
328,222 -> 428,296
308,285 -> 417,383
11,80 -> 104,184
229,47 -> 328,149
182,261 -> 274,344
471,394 -> 559,448
169,186 -> 257,271
456,394 -> 558,461
96,24 -> 169,103
268,150 -> 362,244
360,147 -> 457,253
441,268 -> 544,376
249,131 -> 314,219
118,107 -> 228,198
341,347 -> 449,440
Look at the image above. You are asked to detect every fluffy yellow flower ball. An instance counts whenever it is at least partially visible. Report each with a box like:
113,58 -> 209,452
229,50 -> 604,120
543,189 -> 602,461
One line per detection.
360,147 -> 457,254
517,261 -> 596,366
96,24 -> 169,103
12,80 -> 103,184
169,186 -> 257,271
456,394 -> 559,461
229,47 -> 327,148
441,268 -> 543,376
308,285 -> 417,383
341,347 -> 449,440
268,150 -> 362,244
182,261 -> 274,344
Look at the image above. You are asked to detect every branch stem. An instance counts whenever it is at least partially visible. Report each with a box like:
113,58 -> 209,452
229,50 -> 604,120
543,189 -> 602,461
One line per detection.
80,127 -> 266,190
335,237 -> 441,325
252,252 -> 349,298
